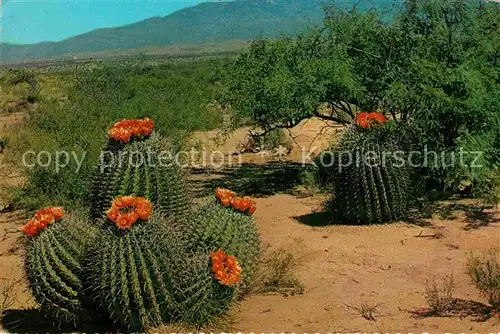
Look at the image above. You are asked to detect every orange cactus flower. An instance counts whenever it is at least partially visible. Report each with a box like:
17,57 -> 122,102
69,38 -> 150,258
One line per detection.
248,205 -> 257,215
22,222 -> 38,237
215,188 -> 236,201
239,197 -> 253,211
369,112 -> 387,124
22,206 -> 65,237
49,207 -> 64,220
106,196 -> 152,230
354,112 -> 387,129
215,189 -> 256,215
108,118 -> 155,143
230,197 -> 242,211
210,250 -> 242,286
220,197 -> 231,207
136,200 -> 152,220
228,196 -> 257,215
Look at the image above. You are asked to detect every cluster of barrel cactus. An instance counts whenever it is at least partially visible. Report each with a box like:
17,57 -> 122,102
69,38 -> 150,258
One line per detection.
323,112 -> 411,224
21,118 -> 260,331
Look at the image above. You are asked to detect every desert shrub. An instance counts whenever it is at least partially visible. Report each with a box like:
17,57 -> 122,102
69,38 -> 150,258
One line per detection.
251,248 -> 304,296
236,129 -> 293,153
467,249 -> 500,309
6,69 -> 36,86
260,129 -> 293,151
23,75 -> 41,104
217,0 -> 500,199
10,60 -> 224,210
424,275 -> 455,316
448,116 -> 500,201
299,168 -> 321,193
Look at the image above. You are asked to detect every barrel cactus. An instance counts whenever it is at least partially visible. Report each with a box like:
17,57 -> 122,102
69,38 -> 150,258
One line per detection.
23,208 -> 99,327
84,197 -> 238,331
183,190 -> 260,289
326,113 -> 411,224
88,119 -> 190,221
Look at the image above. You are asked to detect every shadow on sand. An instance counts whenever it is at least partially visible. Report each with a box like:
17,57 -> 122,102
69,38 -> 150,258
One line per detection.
409,298 -> 497,322
1,308 -> 113,334
189,162 -> 310,198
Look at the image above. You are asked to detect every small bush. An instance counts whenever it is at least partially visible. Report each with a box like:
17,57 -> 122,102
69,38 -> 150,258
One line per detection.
238,129 -> 293,153
6,70 -> 36,86
251,248 -> 304,296
299,169 -> 321,193
468,249 -> 500,309
483,172 -> 500,209
261,129 -> 293,151
9,61 -> 225,210
424,275 -> 455,316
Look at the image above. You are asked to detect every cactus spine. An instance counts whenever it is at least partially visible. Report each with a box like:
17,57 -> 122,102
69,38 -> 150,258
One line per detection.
329,126 -> 410,224
85,212 -> 236,331
184,202 -> 260,288
88,133 -> 190,221
24,213 -> 99,327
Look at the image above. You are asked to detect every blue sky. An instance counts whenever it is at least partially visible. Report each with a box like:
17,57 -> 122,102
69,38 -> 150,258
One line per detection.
1,0 -> 210,44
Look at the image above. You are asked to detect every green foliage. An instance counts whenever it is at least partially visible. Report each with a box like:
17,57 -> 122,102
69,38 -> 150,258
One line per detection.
24,213 -> 99,327
88,133 -> 190,221
5,69 -> 37,86
467,249 -> 500,309
184,201 -> 261,289
10,61 -> 223,210
447,115 -> 500,198
85,212 -> 236,331
218,0 -> 500,197
326,125 -> 411,224
260,129 -> 293,151
216,34 -> 360,132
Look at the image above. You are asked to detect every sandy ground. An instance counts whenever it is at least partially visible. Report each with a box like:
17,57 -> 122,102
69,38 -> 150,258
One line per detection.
238,195 -> 500,333
0,114 -> 499,333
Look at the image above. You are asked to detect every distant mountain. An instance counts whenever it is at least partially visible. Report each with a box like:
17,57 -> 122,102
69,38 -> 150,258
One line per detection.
0,0 -> 393,63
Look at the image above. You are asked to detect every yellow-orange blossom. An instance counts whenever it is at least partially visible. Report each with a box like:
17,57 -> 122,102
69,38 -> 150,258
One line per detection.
210,249 -> 242,286
214,188 -> 256,215
108,118 -> 154,143
106,196 -> 152,229
22,207 -> 65,237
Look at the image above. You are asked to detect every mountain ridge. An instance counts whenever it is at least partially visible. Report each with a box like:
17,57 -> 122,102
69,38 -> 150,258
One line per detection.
0,0 -> 394,63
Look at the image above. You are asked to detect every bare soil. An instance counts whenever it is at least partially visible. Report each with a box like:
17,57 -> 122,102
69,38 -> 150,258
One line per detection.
0,115 -> 499,333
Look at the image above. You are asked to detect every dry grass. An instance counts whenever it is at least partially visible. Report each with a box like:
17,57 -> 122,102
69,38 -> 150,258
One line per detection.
468,248 -> 500,309
424,275 -> 455,316
344,302 -> 381,321
146,309 -> 238,334
249,248 -> 304,296
0,277 -> 21,322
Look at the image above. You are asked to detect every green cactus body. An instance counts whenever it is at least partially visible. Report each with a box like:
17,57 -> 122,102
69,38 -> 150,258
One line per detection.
85,212 -> 236,331
184,202 -> 261,289
330,126 -> 410,224
88,133 -> 190,221
24,214 -> 99,327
